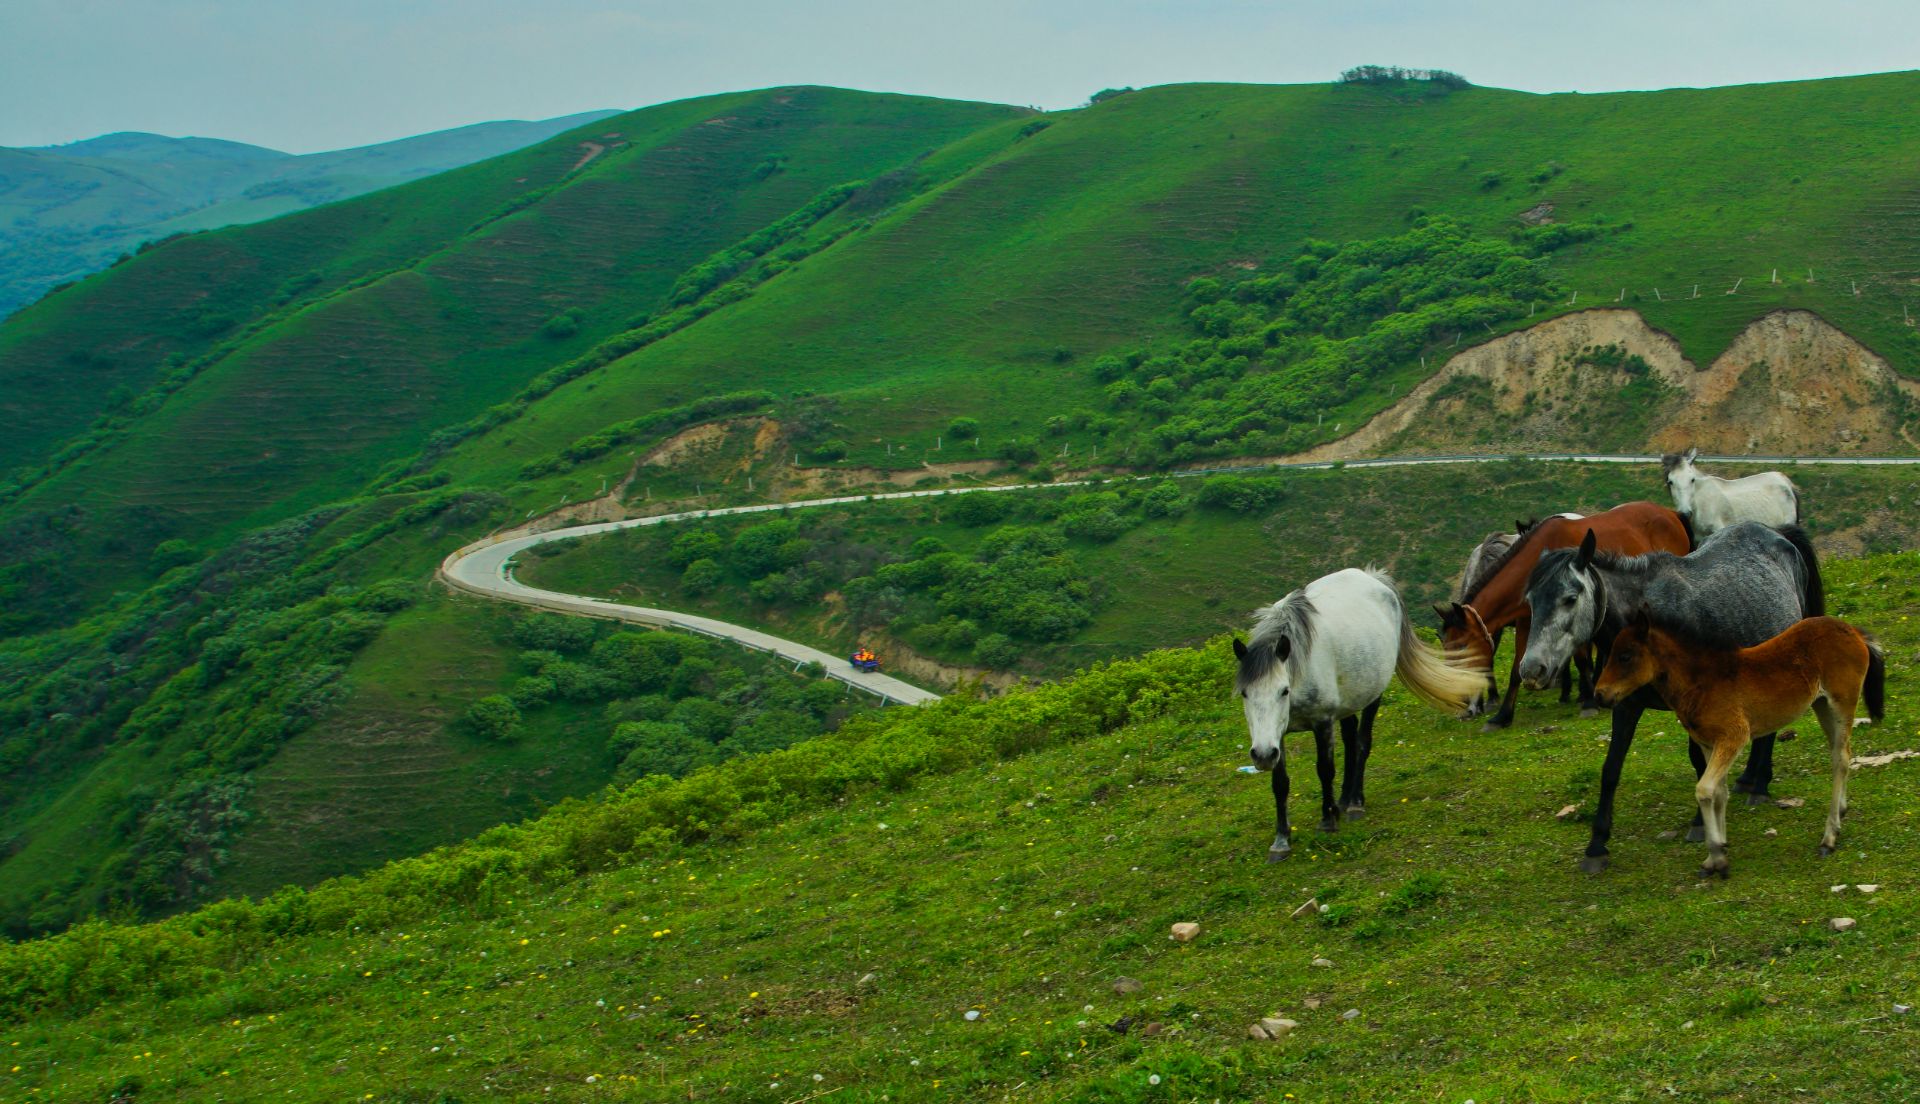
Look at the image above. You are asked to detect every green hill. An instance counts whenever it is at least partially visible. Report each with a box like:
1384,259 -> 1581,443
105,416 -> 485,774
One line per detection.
4,550 -> 1919,1100
0,111 -> 621,319
7,73 -> 1920,936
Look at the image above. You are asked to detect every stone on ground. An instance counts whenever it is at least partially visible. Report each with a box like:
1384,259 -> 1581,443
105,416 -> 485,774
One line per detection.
1169,922 -> 1202,943
1830,917 -> 1858,932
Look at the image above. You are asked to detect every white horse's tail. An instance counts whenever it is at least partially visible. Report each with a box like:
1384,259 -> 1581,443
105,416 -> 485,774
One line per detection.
1395,607 -> 1488,712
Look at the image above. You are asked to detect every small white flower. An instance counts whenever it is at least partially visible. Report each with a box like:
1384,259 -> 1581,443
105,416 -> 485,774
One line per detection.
1149,1073 -> 1162,1085
812,1073 -> 824,1082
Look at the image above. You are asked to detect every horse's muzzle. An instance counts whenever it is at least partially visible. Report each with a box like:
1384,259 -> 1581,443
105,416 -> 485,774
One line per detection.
1517,659 -> 1552,691
1249,746 -> 1280,772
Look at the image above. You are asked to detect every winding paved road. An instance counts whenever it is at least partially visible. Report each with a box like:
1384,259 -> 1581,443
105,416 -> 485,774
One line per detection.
439,451 -> 1920,706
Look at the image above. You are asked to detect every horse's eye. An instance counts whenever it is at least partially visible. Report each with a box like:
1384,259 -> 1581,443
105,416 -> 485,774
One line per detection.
1281,688 -> 1290,697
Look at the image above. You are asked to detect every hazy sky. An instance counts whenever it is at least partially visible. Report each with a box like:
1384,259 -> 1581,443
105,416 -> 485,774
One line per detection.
4,0 -> 1917,152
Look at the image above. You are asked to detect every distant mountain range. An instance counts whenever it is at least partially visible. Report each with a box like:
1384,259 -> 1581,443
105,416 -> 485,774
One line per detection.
0,109 -> 620,317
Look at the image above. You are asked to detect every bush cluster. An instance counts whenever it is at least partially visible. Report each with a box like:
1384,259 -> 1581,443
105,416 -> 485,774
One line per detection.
1081,217 -> 1612,466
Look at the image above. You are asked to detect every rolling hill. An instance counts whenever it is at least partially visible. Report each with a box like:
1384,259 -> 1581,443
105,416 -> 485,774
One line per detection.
0,111 -> 621,319
6,72 -> 1920,935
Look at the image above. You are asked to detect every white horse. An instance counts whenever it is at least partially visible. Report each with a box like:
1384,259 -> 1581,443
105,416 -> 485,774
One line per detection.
1233,567 -> 1486,862
1662,448 -> 1799,540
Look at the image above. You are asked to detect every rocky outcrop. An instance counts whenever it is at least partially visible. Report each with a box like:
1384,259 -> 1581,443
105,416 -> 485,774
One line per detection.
1300,308 -> 1917,459
1658,310 -> 1920,453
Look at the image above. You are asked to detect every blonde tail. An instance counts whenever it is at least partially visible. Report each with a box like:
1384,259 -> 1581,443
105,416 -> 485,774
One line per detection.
1395,609 -> 1489,712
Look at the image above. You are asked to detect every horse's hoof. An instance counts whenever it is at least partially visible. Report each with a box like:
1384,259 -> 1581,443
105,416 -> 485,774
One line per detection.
1818,843 -> 1837,858
1580,707 -> 1600,719
1343,805 -> 1367,821
1700,865 -> 1730,880
1318,817 -> 1340,833
1266,847 -> 1292,864
1481,718 -> 1511,733
1732,777 -> 1756,795
1745,792 -> 1770,807
1578,854 -> 1611,874
1685,826 -> 1706,844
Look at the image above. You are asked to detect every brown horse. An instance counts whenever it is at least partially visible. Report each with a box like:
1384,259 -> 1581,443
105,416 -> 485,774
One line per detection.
1435,501 -> 1691,729
1595,612 -> 1884,876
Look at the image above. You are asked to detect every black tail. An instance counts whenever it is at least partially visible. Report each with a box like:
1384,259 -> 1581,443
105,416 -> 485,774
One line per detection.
1776,524 -> 1824,617
1865,640 -> 1886,723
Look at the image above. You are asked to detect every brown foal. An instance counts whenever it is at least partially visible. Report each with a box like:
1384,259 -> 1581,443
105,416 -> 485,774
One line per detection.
1594,612 -> 1885,876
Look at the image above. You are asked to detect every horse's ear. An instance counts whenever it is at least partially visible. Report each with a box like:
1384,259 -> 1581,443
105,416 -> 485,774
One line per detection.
1231,637 -> 1248,662
1275,635 -> 1291,664
1432,601 -> 1453,625
1631,608 -> 1652,635
1684,446 -> 1698,463
1515,519 -> 1530,534
1575,528 -> 1597,569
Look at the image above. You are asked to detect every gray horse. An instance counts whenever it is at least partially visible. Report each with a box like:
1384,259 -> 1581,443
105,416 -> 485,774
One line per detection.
1517,521 -> 1823,872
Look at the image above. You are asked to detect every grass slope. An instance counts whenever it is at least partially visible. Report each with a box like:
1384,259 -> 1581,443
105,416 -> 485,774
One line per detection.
5,553 -> 1920,1101
433,73 -> 1920,496
0,87 -> 1026,622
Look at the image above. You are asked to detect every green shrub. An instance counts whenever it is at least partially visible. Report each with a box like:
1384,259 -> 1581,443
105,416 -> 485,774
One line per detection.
1140,481 -> 1193,518
611,721 -> 713,782
464,696 -> 521,741
1197,475 -> 1283,513
947,416 -> 980,439
542,310 -> 581,339
973,632 -> 1022,667
681,557 -> 724,593
149,539 -> 196,573
667,528 -> 724,568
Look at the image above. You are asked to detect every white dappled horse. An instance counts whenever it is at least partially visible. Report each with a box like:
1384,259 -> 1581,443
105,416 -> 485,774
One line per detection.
1233,567 -> 1485,862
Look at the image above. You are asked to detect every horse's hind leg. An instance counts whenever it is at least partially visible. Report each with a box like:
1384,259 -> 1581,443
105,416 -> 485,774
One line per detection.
1339,715 -> 1360,814
1734,733 -> 1777,803
1314,721 -> 1339,832
1343,698 -> 1380,820
1686,739 -> 1709,844
1812,697 -> 1854,856
1268,741 -> 1293,863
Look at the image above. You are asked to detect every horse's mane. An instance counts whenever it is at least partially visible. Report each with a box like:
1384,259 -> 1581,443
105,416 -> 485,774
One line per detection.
1463,518 -> 1560,604
1238,589 -> 1317,690
1457,531 -> 1516,601
1538,545 -> 1751,650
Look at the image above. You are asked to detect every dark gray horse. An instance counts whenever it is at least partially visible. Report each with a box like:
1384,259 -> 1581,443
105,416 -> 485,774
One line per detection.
1518,522 -> 1823,872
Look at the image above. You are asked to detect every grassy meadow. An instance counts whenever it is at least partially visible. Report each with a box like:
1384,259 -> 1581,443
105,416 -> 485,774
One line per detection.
5,553 -> 1920,1101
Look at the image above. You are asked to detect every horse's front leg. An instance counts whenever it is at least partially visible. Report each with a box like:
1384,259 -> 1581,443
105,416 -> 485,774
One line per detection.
1314,721 -> 1339,832
1574,645 -> 1599,716
1485,622 -> 1527,730
1342,698 -> 1380,819
1582,700 -> 1643,873
1733,732 -> 1777,804
1695,735 -> 1743,877
1268,739 -> 1293,862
